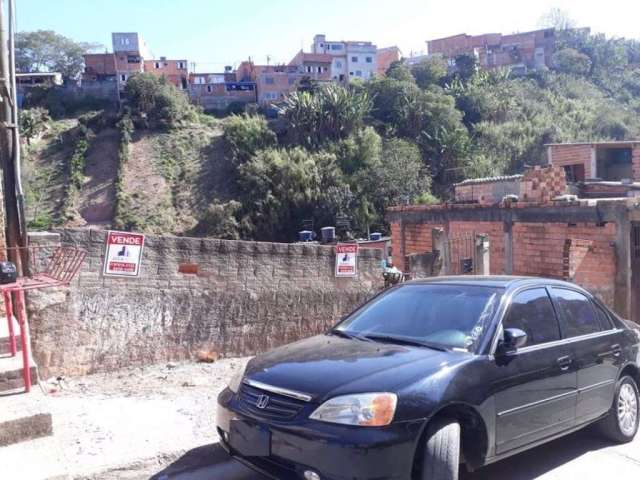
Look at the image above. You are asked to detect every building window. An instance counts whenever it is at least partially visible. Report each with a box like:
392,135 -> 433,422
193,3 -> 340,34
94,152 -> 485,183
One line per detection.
288,77 -> 296,85
317,66 -> 322,73
265,77 -> 274,85
349,72 -> 354,76
331,44 -> 342,51
306,66 -> 312,73
207,85 -> 212,93
356,70 -> 362,76
177,62 -> 185,69
336,60 -> 342,68
351,56 -> 358,62
366,56 -> 372,63
120,74 -> 127,82
154,62 -> 161,69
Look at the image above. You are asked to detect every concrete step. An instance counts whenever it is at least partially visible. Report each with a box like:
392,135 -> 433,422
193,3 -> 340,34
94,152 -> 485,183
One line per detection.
0,388 -> 53,447
0,316 -> 22,355
0,435 -> 68,479
0,353 -> 38,393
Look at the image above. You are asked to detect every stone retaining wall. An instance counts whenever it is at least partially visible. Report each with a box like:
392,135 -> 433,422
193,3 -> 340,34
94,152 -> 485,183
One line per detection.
27,230 -> 383,377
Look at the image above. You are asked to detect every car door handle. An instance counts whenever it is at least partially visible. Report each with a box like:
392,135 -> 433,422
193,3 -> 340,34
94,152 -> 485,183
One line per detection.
611,344 -> 622,357
557,356 -> 573,371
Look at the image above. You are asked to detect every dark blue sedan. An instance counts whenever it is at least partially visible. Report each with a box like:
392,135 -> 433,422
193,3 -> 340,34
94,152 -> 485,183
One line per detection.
217,276 -> 640,480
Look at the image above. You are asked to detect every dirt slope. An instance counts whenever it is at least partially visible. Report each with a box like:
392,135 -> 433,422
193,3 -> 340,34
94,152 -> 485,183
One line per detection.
77,128 -> 119,226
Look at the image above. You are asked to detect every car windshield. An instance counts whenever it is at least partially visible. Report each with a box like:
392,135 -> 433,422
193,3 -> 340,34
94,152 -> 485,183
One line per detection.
336,284 -> 503,352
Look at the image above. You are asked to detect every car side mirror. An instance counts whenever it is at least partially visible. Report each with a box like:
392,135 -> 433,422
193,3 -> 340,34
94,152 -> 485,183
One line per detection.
498,328 -> 527,355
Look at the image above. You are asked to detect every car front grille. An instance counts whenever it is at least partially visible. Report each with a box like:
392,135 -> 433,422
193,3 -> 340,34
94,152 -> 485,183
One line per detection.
238,383 -> 306,421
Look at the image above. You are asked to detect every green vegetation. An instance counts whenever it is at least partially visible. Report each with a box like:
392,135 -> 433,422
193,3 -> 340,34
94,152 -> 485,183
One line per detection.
124,73 -> 198,129
21,20 -> 640,242
16,30 -> 101,81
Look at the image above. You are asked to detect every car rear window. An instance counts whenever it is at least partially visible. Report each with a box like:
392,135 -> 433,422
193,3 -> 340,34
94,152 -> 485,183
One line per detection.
552,288 -> 602,338
337,284 -> 503,351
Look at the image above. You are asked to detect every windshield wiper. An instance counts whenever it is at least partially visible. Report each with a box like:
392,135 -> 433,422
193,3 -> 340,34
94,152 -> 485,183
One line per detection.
362,334 -> 447,351
329,329 -> 373,342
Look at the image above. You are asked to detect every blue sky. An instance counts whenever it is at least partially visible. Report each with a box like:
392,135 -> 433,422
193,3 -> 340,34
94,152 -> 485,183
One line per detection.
17,0 -> 640,72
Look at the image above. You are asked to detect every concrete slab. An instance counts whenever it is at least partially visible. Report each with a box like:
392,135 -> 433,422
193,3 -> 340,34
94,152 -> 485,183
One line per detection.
0,353 -> 38,392
0,388 -> 53,447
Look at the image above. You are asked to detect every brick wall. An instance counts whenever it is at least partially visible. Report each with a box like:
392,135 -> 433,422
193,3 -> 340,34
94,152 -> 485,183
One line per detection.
389,217 -> 617,307
454,166 -> 567,205
449,221 -> 505,274
26,230 -> 383,377
549,144 -> 593,178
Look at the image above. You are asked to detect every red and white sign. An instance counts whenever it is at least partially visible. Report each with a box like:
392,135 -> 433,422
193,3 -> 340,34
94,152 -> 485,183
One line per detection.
335,243 -> 358,278
103,231 -> 145,277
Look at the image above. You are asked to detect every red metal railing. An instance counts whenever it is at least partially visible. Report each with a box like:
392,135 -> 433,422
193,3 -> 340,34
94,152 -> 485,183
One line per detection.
1,245 -> 86,392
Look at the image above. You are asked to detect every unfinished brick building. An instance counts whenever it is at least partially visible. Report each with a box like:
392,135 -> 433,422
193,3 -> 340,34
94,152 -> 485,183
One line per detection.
427,28 -> 556,72
387,164 -> 640,323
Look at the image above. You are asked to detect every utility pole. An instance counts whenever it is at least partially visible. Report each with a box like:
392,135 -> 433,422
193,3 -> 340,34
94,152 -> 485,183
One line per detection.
0,0 -> 25,272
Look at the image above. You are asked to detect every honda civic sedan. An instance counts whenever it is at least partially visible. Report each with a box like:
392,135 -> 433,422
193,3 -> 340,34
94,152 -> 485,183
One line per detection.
216,276 -> 640,480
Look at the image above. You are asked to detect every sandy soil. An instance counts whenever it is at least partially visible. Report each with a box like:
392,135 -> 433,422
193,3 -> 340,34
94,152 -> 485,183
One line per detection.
41,357 -> 250,478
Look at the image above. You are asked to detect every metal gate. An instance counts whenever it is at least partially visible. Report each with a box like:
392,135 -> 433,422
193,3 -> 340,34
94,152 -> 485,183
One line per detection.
446,232 -> 477,275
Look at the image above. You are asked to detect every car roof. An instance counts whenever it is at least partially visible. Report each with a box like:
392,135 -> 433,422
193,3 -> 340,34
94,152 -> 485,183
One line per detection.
404,275 -> 585,291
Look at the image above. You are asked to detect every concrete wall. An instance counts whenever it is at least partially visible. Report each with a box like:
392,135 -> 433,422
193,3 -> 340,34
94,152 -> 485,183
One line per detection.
26,230 -> 383,377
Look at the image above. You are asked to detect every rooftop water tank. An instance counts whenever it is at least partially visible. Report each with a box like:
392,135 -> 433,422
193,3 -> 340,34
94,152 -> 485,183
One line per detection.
321,226 -> 336,244
298,230 -> 313,242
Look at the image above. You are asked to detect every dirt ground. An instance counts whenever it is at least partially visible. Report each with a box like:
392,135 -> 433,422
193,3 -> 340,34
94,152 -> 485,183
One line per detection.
42,357 -> 250,479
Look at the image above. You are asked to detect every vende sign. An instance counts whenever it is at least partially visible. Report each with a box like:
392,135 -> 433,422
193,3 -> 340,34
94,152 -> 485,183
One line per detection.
335,243 -> 358,278
103,231 -> 145,277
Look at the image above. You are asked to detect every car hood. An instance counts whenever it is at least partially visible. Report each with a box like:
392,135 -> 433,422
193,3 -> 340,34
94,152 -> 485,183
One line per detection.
244,334 -> 470,402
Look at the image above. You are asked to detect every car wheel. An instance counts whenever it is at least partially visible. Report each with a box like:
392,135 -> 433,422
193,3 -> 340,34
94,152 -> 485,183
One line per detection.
597,375 -> 639,443
420,418 -> 460,480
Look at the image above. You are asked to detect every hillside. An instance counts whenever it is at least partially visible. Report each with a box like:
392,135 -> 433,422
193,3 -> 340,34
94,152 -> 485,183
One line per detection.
20,28 -> 640,241
23,113 -> 236,235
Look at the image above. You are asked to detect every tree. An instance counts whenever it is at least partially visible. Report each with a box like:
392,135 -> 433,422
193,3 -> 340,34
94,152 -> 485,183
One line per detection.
385,60 -> 414,83
16,30 -> 101,80
237,147 -> 343,241
538,8 -> 576,30
223,114 -> 277,164
552,48 -> 592,76
454,54 -> 478,82
124,73 -> 197,129
278,83 -> 371,149
411,56 -> 448,88
366,77 -> 469,181
372,138 -> 431,207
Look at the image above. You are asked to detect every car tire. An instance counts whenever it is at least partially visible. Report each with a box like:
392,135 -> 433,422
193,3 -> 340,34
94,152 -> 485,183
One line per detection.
420,418 -> 461,480
597,375 -> 639,443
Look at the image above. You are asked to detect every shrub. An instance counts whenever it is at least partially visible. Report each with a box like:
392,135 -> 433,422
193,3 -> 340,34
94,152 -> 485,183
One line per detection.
19,107 -> 50,144
552,48 -> 592,76
124,73 -> 197,129
223,114 -> 277,164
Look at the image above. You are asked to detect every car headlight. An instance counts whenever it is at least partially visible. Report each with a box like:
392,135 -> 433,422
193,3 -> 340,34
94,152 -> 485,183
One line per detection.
227,366 -> 246,394
309,392 -> 397,427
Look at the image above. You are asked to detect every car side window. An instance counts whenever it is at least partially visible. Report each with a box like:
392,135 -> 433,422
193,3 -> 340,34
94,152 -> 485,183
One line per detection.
592,301 -> 614,331
552,288 -> 602,338
503,288 -> 561,346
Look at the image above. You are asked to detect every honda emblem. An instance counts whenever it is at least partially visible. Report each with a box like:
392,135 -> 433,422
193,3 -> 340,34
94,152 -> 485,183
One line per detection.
256,394 -> 270,409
